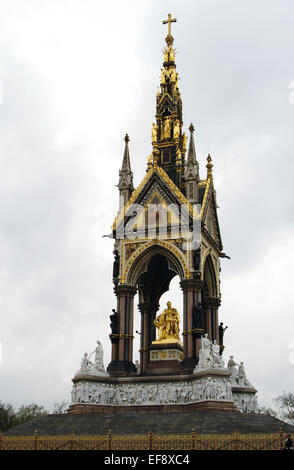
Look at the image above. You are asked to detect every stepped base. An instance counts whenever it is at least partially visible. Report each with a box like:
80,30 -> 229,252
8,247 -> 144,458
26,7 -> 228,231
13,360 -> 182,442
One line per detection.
4,411 -> 294,436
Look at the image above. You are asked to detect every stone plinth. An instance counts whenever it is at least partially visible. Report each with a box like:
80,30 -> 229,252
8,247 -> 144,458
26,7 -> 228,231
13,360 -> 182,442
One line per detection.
146,341 -> 184,376
70,369 -> 240,414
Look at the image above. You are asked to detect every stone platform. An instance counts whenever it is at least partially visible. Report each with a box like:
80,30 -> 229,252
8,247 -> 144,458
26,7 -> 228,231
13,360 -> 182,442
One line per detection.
4,411 -> 294,436
71,368 -> 258,414
71,369 -> 243,413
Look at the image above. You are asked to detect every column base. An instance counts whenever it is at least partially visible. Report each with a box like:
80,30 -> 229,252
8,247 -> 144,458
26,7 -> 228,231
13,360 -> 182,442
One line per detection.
107,360 -> 137,377
180,357 -> 197,374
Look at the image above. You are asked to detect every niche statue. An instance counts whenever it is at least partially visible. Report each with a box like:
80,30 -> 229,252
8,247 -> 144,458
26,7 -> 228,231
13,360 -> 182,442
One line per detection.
112,251 -> 120,279
110,309 -> 119,335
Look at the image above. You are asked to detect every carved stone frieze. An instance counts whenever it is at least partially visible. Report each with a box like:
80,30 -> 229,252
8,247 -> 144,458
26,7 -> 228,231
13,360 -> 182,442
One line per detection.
71,374 -> 234,407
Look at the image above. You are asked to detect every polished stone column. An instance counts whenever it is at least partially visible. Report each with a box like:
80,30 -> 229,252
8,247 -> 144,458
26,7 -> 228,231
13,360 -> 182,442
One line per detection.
107,284 -> 137,377
138,302 -> 149,376
138,302 -> 159,375
180,279 -> 204,373
194,288 -> 203,360
205,297 -> 221,342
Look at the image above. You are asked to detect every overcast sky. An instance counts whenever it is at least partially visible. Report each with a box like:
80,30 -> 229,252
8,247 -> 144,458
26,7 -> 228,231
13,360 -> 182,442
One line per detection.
0,0 -> 293,413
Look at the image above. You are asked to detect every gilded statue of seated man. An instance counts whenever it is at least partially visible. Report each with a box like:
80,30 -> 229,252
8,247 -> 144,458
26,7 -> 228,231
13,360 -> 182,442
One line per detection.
153,301 -> 180,342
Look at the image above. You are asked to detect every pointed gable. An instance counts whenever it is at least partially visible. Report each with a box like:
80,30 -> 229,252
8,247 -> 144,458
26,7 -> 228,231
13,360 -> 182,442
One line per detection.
112,164 -> 195,233
201,180 -> 223,251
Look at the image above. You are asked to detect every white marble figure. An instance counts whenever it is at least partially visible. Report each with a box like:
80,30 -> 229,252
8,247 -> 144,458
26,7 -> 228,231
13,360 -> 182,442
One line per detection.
225,381 -> 233,401
81,352 -> 91,373
75,341 -> 109,377
198,334 -> 214,369
227,356 -> 239,383
236,361 -> 252,387
237,361 -> 246,386
195,335 -> 226,371
93,340 -> 105,372
212,340 -> 225,368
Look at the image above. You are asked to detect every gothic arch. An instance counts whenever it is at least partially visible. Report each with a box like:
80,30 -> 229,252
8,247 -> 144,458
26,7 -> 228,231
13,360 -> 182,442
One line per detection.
202,253 -> 217,298
124,241 -> 187,287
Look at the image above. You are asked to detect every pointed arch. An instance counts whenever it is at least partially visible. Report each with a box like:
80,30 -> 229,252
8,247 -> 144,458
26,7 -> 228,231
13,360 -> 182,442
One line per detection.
202,253 -> 217,298
124,240 -> 187,287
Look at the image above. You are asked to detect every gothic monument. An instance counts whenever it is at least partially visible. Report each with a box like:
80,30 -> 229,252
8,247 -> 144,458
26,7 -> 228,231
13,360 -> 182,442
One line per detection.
70,14 -> 257,415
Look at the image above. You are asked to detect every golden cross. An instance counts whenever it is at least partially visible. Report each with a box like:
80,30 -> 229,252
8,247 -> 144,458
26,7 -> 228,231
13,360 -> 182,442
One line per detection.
162,13 -> 177,37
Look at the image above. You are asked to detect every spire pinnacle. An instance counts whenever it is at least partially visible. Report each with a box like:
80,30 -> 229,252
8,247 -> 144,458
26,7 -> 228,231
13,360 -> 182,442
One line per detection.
187,123 -> 197,163
162,13 -> 177,45
118,134 -> 134,192
206,154 -> 213,179
184,123 -> 199,184
122,133 -> 131,171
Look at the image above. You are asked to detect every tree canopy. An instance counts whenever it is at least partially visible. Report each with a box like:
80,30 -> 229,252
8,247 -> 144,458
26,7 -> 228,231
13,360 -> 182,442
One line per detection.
0,402 -> 48,432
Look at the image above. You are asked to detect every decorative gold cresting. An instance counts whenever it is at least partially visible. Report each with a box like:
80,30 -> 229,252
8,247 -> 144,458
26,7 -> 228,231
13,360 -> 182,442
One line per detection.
162,13 -> 177,45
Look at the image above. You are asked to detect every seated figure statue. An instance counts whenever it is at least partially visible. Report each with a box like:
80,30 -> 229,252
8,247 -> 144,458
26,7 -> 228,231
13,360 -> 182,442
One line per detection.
153,301 -> 180,342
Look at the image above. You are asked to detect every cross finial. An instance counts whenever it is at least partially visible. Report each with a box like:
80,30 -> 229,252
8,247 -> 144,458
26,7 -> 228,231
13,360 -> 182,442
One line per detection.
124,133 -> 130,143
162,13 -> 177,45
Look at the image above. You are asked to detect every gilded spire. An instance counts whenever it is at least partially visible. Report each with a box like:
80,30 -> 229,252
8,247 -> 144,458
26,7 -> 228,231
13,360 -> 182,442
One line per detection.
147,15 -> 184,188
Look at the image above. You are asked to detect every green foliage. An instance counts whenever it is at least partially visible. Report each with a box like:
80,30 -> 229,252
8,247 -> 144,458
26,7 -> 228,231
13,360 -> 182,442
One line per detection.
0,402 -> 15,432
13,403 -> 48,427
0,402 -> 48,432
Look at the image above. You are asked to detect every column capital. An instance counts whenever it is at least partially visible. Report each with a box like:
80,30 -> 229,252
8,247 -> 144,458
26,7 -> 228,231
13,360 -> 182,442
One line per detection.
114,284 -> 137,297
138,302 -> 159,314
204,296 -> 221,308
180,279 -> 204,293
